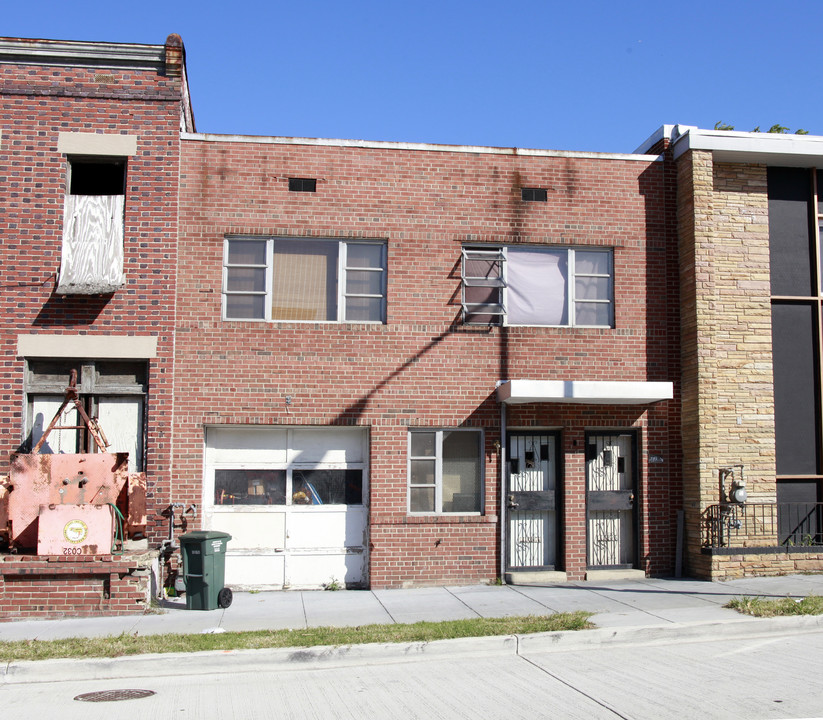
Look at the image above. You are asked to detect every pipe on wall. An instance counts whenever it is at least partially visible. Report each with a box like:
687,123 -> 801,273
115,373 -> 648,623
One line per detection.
499,401 -> 507,581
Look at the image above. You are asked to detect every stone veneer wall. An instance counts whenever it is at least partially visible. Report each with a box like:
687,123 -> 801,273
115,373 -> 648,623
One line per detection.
677,150 -> 777,579
706,550 -> 823,580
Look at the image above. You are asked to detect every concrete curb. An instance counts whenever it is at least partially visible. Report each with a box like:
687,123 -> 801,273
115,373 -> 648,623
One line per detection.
0,634 -> 517,685
3,615 -> 823,685
518,614 -> 823,654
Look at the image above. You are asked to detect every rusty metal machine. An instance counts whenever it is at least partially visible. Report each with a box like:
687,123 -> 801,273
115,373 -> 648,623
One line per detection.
0,370 -> 147,555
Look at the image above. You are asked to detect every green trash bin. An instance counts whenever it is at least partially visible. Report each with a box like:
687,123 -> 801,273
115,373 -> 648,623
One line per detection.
179,530 -> 233,610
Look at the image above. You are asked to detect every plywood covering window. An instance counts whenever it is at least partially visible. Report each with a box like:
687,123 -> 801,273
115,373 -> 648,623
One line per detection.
25,360 -> 147,472
56,156 -> 127,295
223,237 -> 387,323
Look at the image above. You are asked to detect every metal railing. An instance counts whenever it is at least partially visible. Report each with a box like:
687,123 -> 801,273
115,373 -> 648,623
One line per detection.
702,502 -> 823,548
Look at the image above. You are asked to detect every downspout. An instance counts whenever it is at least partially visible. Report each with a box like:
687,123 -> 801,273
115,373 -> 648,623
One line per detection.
499,398 -> 507,582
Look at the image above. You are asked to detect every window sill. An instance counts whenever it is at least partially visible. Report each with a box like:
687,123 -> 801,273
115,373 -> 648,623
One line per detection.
211,504 -> 366,512
222,318 -> 386,326
400,513 -> 497,525
465,323 -> 614,330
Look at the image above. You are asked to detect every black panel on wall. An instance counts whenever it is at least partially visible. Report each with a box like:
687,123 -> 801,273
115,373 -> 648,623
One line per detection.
777,480 -> 820,545
772,302 -> 820,476
768,167 -> 814,297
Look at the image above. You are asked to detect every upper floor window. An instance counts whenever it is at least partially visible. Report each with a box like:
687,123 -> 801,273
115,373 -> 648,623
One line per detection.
461,246 -> 613,327
223,237 -> 387,323
56,156 -> 128,295
69,157 -> 126,195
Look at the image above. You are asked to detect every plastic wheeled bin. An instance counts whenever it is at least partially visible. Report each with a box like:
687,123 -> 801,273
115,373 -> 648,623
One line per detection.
179,530 -> 233,610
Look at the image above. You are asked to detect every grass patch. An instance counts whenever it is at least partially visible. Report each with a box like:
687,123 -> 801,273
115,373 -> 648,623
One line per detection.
0,612 -> 593,663
725,594 -> 823,617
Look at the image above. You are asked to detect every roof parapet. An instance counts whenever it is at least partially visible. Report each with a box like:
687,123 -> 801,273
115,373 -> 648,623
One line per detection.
0,36 -> 166,70
641,124 -> 823,167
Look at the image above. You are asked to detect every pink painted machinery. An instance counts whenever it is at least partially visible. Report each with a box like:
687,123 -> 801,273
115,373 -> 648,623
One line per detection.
0,370 -> 147,554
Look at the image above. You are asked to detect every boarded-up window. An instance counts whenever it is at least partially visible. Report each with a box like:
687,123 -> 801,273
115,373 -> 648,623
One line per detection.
56,157 -> 126,295
25,360 -> 146,472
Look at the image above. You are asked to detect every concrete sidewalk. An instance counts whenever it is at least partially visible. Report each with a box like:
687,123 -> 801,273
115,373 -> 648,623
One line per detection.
2,573 -> 823,643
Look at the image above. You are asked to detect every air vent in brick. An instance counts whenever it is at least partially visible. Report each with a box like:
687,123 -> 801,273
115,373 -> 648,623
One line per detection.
289,177 -> 317,192
521,187 -> 547,202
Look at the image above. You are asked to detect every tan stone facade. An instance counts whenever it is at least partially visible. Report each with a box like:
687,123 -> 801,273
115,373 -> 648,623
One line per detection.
677,150 -> 778,578
707,551 -> 823,580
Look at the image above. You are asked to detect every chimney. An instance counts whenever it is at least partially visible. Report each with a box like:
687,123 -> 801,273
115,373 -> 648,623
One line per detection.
164,33 -> 184,78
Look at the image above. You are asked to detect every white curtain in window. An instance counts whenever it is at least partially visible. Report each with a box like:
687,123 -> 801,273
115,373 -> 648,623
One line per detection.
271,240 -> 337,321
508,248 -> 567,325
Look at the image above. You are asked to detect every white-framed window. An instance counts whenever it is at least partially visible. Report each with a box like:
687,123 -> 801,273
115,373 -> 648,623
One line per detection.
408,429 -> 483,514
461,246 -> 613,327
223,237 -> 387,322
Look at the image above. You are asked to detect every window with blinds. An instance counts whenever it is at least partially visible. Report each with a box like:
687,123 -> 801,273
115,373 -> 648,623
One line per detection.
223,237 -> 387,323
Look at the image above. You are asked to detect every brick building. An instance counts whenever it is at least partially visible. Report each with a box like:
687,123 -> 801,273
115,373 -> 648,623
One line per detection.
1,34 -> 820,616
176,133 -> 678,589
0,35 -> 192,616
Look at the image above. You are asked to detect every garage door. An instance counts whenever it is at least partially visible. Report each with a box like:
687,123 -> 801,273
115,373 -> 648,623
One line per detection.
204,426 -> 368,590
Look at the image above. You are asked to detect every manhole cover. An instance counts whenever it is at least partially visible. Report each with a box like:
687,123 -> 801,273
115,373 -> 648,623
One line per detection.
74,689 -> 156,702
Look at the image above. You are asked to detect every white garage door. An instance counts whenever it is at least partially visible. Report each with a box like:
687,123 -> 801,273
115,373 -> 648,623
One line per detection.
204,426 -> 368,590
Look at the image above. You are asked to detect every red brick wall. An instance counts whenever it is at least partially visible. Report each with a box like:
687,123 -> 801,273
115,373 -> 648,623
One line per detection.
0,555 -> 152,619
0,56 -> 183,543
176,138 -> 680,586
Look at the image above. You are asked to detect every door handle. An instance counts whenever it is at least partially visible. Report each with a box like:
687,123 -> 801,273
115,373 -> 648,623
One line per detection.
507,494 -> 519,509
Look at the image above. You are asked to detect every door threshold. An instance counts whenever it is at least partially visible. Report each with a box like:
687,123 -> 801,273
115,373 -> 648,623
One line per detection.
505,570 -> 568,585
585,569 -> 646,581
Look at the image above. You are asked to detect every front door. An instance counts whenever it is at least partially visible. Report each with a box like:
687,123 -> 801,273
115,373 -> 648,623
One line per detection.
586,432 -> 637,569
506,432 -> 560,571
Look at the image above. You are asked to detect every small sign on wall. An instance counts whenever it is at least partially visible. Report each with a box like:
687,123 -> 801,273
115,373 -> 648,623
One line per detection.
649,455 -> 664,464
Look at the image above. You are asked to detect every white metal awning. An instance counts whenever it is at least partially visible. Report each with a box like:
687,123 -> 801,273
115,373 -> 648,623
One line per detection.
496,380 -> 673,405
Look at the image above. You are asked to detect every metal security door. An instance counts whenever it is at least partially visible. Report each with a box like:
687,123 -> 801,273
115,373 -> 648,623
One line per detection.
506,433 -> 559,571
586,432 -> 637,569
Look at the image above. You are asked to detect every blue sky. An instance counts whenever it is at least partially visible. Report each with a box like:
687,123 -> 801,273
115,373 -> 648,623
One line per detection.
5,1 -> 821,153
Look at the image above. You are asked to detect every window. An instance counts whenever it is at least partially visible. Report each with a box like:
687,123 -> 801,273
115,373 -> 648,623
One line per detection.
57,156 -> 127,294
461,246 -> 613,327
408,429 -> 482,513
25,360 -> 146,472
223,237 -> 386,322
69,157 -> 126,195
213,467 -> 364,506
215,470 -> 286,505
